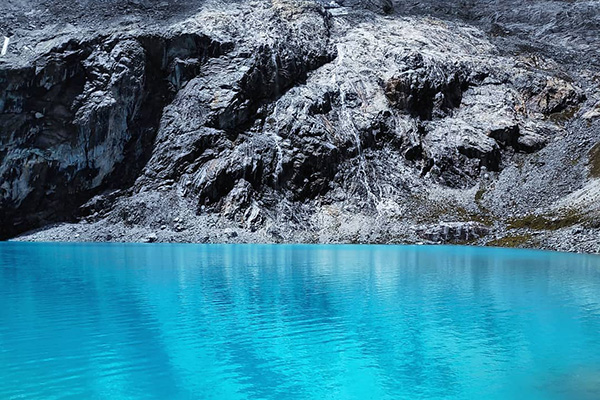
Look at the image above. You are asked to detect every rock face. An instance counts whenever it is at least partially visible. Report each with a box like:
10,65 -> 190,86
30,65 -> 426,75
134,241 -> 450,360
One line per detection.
416,222 -> 489,243
1,0 -> 600,252
0,32 -> 230,236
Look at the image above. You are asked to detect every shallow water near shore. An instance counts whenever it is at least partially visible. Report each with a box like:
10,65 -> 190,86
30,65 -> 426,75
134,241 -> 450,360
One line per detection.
1,243 -> 599,399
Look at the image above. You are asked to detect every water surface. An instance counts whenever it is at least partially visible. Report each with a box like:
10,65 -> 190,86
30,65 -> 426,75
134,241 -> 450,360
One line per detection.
1,243 -> 599,399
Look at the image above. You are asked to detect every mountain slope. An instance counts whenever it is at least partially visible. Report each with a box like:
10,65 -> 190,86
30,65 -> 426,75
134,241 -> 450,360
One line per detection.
1,0 -> 599,252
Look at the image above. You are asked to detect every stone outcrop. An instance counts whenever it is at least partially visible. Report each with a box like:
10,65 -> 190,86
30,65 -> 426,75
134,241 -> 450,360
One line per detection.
416,222 -> 490,243
0,32 -> 231,237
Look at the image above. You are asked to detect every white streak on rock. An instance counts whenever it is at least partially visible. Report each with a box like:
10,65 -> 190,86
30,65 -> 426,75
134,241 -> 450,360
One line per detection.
1,37 -> 9,56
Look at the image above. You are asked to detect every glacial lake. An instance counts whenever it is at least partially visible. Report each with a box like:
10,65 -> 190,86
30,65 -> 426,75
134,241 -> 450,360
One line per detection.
0,243 -> 599,399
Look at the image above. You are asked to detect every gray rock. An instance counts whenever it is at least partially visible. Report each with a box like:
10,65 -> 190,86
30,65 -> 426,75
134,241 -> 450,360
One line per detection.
583,103 -> 600,120
2,0 -> 600,253
224,229 -> 238,239
416,222 -> 490,243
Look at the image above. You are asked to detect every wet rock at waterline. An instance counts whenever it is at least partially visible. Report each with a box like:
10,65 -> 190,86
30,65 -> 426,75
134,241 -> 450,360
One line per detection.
2,0 -> 600,253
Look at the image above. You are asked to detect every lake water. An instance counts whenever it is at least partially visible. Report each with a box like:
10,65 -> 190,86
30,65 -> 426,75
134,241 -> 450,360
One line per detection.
1,243 -> 599,399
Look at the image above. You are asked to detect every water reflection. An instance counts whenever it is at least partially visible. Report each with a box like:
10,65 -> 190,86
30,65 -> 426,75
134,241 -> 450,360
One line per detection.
0,244 -> 599,399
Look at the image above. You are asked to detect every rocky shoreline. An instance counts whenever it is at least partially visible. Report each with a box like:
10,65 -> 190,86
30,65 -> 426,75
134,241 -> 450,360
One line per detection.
2,0 -> 600,253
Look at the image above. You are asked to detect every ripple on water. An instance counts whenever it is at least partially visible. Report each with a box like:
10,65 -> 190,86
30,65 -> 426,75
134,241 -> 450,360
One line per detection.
0,243 -> 599,399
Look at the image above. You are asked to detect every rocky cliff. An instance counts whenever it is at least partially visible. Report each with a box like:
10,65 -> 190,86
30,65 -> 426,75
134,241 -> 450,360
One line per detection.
1,0 -> 600,252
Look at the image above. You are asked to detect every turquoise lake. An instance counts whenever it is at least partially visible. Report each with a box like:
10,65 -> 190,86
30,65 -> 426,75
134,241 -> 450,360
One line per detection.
1,243 -> 599,399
